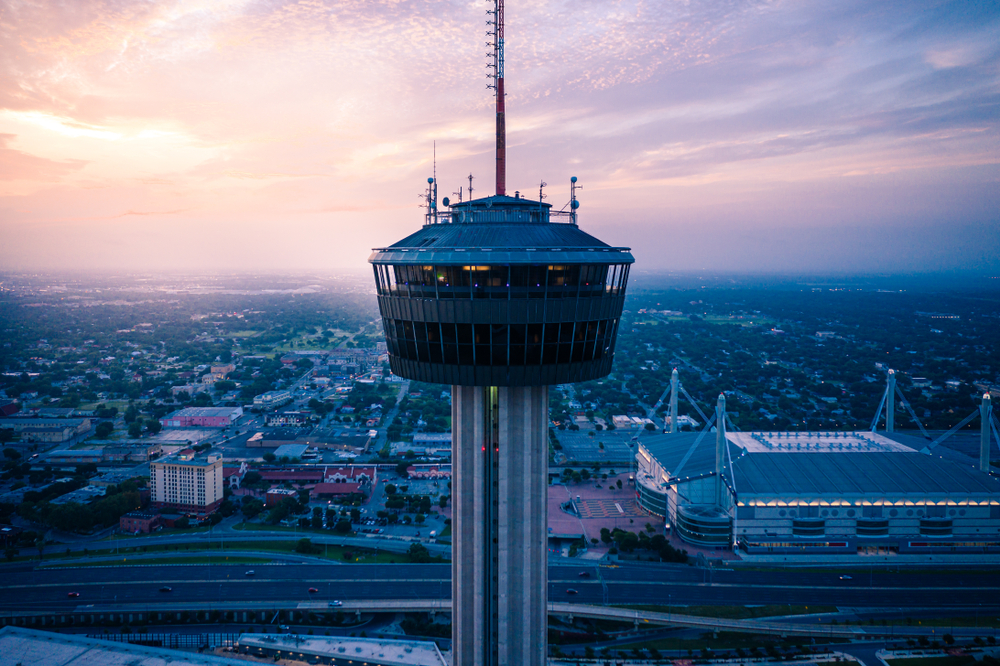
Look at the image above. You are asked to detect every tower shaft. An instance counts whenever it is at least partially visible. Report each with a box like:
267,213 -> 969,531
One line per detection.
452,385 -> 548,666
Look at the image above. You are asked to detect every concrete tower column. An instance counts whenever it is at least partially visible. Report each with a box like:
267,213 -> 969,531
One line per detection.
981,393 -> 993,473
452,384 -> 549,666
715,393 -> 727,508
886,369 -> 896,433
669,368 -> 679,434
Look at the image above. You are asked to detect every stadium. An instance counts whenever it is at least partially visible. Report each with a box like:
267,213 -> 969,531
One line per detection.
635,391 -> 1000,555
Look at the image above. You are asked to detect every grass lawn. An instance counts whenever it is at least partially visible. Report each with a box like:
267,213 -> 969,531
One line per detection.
617,604 -> 838,619
47,555 -> 273,567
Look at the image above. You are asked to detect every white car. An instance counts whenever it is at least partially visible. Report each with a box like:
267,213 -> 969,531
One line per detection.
328,600 -> 343,607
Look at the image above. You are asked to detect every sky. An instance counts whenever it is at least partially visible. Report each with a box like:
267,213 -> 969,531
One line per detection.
0,0 -> 998,275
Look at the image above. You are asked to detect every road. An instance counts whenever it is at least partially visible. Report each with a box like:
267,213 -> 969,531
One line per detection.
4,560 -> 1000,615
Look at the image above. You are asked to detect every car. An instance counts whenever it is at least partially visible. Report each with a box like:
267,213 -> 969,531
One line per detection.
566,588 -> 579,595
578,571 -> 591,578
308,587 -> 319,593
159,586 -> 172,592
839,575 -> 853,580
67,592 -> 79,598
328,600 -> 343,607
245,570 -> 255,576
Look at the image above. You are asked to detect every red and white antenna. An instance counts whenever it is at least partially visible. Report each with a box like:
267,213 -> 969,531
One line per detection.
486,0 -> 505,196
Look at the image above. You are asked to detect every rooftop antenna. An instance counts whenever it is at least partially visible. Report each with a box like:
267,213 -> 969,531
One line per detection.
453,186 -> 463,203
538,180 -> 547,202
570,176 -> 581,225
487,0 -> 506,196
468,173 -> 474,200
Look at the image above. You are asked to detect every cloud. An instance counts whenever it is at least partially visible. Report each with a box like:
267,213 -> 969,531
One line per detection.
0,0 -> 997,273
0,133 -> 89,181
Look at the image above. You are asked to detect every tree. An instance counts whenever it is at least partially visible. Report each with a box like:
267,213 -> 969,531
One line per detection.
95,421 -> 114,438
35,537 -> 45,560
262,452 -> 276,463
407,543 -> 431,563
127,419 -> 143,438
395,462 -> 410,477
4,547 -> 17,562
350,508 -> 361,523
334,518 -> 352,534
2,449 -> 20,461
146,420 -> 162,435
384,484 -> 397,496
241,497 -> 264,519
295,538 -> 318,554
311,507 -> 323,529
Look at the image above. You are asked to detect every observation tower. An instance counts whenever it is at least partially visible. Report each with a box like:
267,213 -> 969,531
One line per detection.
369,3 -> 633,664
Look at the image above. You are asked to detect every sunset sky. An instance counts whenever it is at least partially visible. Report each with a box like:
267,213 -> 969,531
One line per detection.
1,0 -> 998,275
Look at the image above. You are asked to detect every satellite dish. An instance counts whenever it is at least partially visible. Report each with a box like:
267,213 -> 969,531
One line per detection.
570,176 -> 578,183
427,177 -> 434,184
442,197 -> 450,207
571,200 -> 580,209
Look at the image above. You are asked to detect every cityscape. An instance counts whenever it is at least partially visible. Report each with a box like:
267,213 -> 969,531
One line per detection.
0,270 -> 998,664
1,0 -> 999,665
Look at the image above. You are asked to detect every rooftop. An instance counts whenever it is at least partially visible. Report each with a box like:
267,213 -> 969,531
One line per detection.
639,430 -> 1000,499
238,633 -> 447,666
0,627 -> 247,666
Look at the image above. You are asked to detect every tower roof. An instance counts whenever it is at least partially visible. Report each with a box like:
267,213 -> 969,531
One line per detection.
370,196 -> 633,266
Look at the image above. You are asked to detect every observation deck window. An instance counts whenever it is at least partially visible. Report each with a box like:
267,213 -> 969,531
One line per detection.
382,318 -> 620,368
374,263 -> 629,299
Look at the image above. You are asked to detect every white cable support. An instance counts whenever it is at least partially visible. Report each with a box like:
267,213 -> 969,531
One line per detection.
679,384 -> 711,426
928,409 -> 980,448
870,386 -> 888,432
671,413 -> 717,480
894,386 -> 931,439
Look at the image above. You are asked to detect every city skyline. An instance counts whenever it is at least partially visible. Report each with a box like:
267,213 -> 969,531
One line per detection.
1,0 -> 998,274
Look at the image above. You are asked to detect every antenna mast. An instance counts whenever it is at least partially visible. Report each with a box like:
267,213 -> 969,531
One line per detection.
487,0 -> 506,196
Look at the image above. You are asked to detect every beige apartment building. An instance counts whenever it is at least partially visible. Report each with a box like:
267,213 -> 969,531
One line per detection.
150,448 -> 224,517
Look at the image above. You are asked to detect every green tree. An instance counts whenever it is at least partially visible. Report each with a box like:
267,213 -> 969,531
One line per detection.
407,543 -> 431,563
95,421 -> 114,438
127,419 -> 143,438
241,497 -> 264,519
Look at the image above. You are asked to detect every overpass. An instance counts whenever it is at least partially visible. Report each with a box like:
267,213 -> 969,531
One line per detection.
7,599 -> 997,641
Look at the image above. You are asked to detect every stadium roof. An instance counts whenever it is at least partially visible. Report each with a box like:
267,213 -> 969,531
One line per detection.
639,430 -> 1000,499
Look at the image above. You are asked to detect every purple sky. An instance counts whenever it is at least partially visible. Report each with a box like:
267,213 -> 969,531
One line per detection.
1,0 -> 997,274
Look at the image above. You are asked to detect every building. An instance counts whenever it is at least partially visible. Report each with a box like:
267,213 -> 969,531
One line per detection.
119,511 -> 161,534
272,443 -> 309,460
3,418 -> 91,441
265,487 -> 298,508
636,413 -> 1000,555
406,464 -> 451,480
0,627 -> 252,666
44,448 -> 105,465
237,633 -> 446,666
223,461 -> 249,489
368,24 -> 633,662
313,482 -> 363,498
149,448 -> 225,517
257,464 -> 376,488
265,411 -> 310,427
159,406 -> 243,428
254,390 -> 292,409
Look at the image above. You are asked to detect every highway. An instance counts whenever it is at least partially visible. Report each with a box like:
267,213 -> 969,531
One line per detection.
3,561 -> 999,614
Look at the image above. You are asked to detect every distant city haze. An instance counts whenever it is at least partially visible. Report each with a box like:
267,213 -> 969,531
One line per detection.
1,1 -> 997,274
